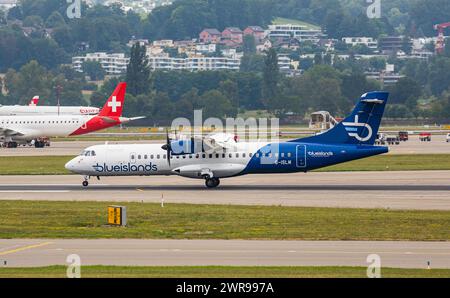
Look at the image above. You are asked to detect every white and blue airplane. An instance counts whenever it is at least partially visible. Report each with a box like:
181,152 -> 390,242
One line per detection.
65,91 -> 389,188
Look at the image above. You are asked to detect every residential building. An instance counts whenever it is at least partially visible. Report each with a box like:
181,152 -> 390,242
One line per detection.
72,52 -> 130,75
365,64 -> 404,87
278,55 -> 292,73
244,26 -> 265,43
153,39 -> 174,47
127,38 -> 150,47
408,50 -> 434,60
147,56 -> 240,71
0,0 -> 17,10
196,43 -> 217,54
342,37 -> 378,49
378,36 -> 411,54
222,27 -> 244,46
146,45 -> 167,57
257,39 -> 273,53
199,29 -> 222,44
266,24 -> 324,43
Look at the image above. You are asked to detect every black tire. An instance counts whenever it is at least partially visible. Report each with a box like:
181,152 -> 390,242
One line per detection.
82,181 -> 89,187
205,178 -> 220,188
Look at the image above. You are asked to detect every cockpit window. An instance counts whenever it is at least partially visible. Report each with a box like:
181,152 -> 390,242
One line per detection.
80,150 -> 95,157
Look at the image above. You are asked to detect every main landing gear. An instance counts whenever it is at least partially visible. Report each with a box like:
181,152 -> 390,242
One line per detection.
205,177 -> 220,188
5,142 -> 18,148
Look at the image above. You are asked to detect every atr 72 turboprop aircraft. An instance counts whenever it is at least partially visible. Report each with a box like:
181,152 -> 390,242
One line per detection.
0,82 -> 142,148
0,96 -> 100,116
66,91 -> 389,188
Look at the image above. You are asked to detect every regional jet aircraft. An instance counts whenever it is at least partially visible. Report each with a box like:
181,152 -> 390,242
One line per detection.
0,83 -> 143,148
0,96 -> 100,116
66,91 -> 389,188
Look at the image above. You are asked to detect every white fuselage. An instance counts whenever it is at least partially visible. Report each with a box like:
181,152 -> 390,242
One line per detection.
0,114 -> 94,140
0,106 -> 99,116
66,142 -> 269,179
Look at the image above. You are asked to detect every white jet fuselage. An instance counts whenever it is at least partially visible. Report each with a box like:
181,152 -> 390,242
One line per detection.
0,114 -> 93,140
0,106 -> 99,116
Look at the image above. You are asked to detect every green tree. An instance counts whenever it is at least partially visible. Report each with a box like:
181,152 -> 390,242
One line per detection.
199,90 -> 235,119
23,15 -> 44,28
243,34 -> 256,55
429,57 -> 450,96
82,61 -> 105,81
387,77 -> 422,110
262,48 -> 280,111
240,54 -> 265,72
219,79 -> 239,111
45,11 -> 66,28
126,44 -> 150,96
4,60 -> 51,104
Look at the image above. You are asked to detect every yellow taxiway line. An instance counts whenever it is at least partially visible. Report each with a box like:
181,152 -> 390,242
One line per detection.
0,242 -> 53,256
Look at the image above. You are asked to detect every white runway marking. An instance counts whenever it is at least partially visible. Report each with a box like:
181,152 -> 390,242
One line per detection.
0,190 -> 70,193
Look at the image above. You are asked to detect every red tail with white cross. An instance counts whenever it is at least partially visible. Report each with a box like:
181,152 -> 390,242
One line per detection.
99,82 -> 127,117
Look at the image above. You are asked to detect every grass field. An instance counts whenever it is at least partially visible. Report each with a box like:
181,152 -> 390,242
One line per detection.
1,154 -> 450,175
1,201 -> 449,240
0,265 -> 449,278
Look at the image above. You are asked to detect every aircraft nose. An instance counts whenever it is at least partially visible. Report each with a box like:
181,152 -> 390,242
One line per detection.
65,158 -> 76,171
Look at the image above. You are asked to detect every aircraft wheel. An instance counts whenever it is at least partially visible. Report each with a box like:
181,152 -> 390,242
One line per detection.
82,181 -> 89,187
205,178 -> 220,188
7,142 -> 17,148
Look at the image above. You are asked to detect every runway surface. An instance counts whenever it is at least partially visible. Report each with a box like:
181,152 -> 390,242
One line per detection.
0,135 -> 448,156
0,171 -> 449,210
0,239 -> 449,268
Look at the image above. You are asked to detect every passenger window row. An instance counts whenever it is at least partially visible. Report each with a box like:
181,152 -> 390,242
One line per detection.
1,120 -> 80,124
130,152 -> 292,160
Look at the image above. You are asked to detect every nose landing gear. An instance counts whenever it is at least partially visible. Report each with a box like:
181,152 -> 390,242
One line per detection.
205,177 -> 220,188
82,176 -> 89,187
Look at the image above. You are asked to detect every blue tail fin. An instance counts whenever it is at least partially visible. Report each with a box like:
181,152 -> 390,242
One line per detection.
293,91 -> 389,145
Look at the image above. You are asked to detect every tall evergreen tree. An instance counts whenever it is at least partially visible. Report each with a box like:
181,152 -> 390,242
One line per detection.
126,44 -> 150,96
262,48 -> 280,111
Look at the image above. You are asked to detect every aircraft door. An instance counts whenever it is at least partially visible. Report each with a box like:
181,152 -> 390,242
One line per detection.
296,145 -> 307,168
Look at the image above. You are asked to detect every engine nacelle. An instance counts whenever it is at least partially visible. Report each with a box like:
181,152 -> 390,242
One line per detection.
172,163 -> 245,179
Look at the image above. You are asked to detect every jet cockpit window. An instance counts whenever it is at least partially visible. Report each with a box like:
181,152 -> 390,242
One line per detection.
91,151 -> 96,156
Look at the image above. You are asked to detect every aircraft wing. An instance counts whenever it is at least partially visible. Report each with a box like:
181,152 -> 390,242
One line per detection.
0,127 -> 26,137
194,133 -> 239,153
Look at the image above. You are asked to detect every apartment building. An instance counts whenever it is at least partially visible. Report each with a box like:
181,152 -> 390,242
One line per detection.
72,52 -> 130,75
148,56 -> 240,71
266,24 -> 324,43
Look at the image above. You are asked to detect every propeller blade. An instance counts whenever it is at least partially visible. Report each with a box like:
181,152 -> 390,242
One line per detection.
166,129 -> 171,166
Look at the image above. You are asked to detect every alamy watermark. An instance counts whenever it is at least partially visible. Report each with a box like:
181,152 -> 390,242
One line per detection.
366,0 -> 381,19
66,0 -> 81,19
66,254 -> 81,278
366,254 -> 381,278
170,110 -> 281,165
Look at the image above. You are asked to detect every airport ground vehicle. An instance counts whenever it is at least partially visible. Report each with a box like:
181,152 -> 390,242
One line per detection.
419,133 -> 432,142
446,133 -> 450,142
375,133 -> 386,145
398,131 -> 409,141
386,135 -> 400,145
